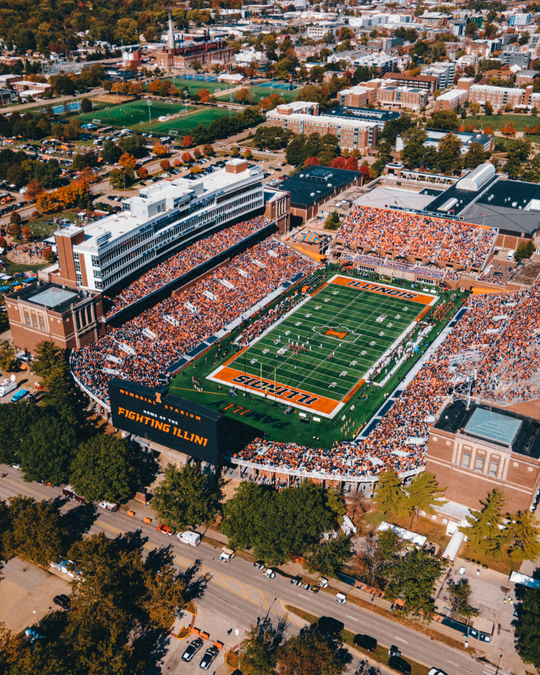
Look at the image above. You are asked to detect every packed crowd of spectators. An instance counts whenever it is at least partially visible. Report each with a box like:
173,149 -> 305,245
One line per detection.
105,217 -> 272,316
336,206 -> 496,271
233,290 -> 533,480
71,236 -> 317,404
340,252 -> 463,284
473,279 -> 540,405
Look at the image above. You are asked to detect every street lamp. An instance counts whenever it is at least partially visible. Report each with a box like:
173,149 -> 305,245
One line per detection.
495,654 -> 503,675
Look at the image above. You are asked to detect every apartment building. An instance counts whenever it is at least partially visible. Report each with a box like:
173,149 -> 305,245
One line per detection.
381,72 -> 439,92
266,101 -> 378,152
468,83 -> 533,109
420,61 -> 456,89
49,160 -> 265,292
434,88 -> 468,111
338,82 -> 427,110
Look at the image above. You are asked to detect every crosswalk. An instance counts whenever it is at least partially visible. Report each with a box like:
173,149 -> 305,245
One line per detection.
482,663 -> 498,675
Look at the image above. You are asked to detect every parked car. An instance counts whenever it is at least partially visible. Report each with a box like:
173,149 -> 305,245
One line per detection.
428,670 -> 448,675
317,616 -> 344,637
336,592 -> 347,604
98,501 -> 118,512
182,638 -> 203,662
263,568 -> 276,579
53,594 -> 70,610
199,645 -> 219,670
353,634 -> 377,651
157,524 -> 174,536
11,389 -> 28,402
290,576 -> 302,586
388,656 -> 412,675
253,560 -> 265,569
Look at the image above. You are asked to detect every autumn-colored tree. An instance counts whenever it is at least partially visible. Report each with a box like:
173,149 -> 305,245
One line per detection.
22,227 -> 32,241
484,126 -> 493,135
148,79 -> 162,94
231,146 -> 240,157
458,125 -> 466,132
235,87 -> 252,104
345,156 -> 358,171
304,157 -> 320,167
160,159 -> 170,170
24,179 -> 44,202
119,153 -> 137,171
331,156 -> 346,169
190,165 -> 202,174
193,148 -> 202,160
0,237 -> 7,250
197,88 -> 210,103
137,166 -> 148,179
36,177 -> 90,214
183,134 -> 193,149
203,144 -> 215,157
245,148 -> 252,159
153,142 -> 169,157
8,223 -> 21,240
182,152 -> 193,164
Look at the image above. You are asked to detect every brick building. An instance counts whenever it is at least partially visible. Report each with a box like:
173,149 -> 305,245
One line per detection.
425,400 -> 540,515
5,282 -> 104,354
156,39 -> 235,69
266,101 -> 378,152
382,72 -> 439,93
338,81 -> 427,110
468,83 -> 533,109
434,88 -> 468,111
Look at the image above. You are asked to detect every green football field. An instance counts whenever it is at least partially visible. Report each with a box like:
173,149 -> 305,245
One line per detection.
78,99 -> 189,127
209,277 -> 434,416
166,78 -> 235,96
148,107 -> 235,136
248,85 -> 298,104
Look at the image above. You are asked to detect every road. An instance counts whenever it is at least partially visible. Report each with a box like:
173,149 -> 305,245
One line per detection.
0,465 -> 496,675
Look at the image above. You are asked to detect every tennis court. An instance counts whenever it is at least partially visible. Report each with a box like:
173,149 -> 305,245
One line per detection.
208,275 -> 437,418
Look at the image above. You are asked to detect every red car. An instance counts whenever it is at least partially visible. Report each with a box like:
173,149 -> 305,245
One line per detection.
157,524 -> 174,536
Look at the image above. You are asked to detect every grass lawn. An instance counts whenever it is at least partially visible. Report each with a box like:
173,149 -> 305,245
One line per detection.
460,544 -> 518,576
248,85 -> 298,104
1,257 -> 48,276
170,269 -> 466,447
77,99 -> 193,129
26,210 -> 79,240
147,107 -> 234,136
166,78 -> 235,96
465,113 -> 540,133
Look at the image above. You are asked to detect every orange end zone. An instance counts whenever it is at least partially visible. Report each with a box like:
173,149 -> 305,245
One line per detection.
330,275 -> 434,305
208,365 -> 342,417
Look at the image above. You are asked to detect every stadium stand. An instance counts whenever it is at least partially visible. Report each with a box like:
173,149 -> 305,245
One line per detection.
335,205 -> 497,271
232,285 -> 540,480
71,236 -> 317,405
105,216 -> 272,316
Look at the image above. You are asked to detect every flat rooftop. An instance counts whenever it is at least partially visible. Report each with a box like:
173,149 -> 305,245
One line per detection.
57,162 -> 260,254
279,166 -> 360,208
434,400 -> 540,459
7,282 -> 93,313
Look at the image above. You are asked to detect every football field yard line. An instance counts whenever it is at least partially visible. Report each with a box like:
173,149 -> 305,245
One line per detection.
234,289 -> 422,400
206,275 -> 437,417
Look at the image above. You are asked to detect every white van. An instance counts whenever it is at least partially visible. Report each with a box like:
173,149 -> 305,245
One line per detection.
336,593 -> 347,604
0,378 -> 16,397
177,531 -> 201,547
220,547 -> 235,562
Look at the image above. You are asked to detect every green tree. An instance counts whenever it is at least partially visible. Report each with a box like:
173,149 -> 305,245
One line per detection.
70,435 -> 135,503
80,97 -> 92,113
436,132 -> 462,174
153,462 -> 220,531
0,341 -> 16,372
380,115 -> 415,145
426,110 -> 459,131
405,472 -> 446,529
0,402 -> 39,466
463,142 -> 489,170
515,240 -> 536,262
3,496 -> 65,566
101,139 -> 122,165
353,529 -> 401,590
32,341 -> 62,380
514,584 -> 540,669
505,511 -> 540,563
400,127 -> 427,169
305,535 -> 352,579
386,548 -> 446,616
277,625 -> 347,675
20,414 -> 78,484
240,618 -> 283,675
447,578 -> 478,618
460,489 -> 507,558
374,469 -> 407,517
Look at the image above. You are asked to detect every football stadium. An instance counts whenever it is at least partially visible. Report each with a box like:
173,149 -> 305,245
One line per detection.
208,275 -> 436,418
64,166 -> 540,485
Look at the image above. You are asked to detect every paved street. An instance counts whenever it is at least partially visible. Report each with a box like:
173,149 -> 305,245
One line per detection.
0,465 -> 520,675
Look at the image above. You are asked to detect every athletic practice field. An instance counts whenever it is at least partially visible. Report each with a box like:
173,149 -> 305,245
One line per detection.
78,100 -> 234,135
208,275 -> 437,418
248,85 -> 298,104
167,78 -> 234,96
